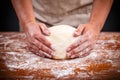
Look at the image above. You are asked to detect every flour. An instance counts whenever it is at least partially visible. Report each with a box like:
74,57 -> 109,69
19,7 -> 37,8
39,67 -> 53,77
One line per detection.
1,32 -> 120,79
51,68 -> 73,78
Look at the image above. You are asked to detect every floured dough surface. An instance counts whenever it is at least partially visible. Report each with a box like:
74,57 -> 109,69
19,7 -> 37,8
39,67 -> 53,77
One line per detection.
46,25 -> 78,59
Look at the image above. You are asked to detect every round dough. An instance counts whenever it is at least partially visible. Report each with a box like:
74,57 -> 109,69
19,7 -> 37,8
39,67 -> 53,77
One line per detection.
46,25 -> 78,59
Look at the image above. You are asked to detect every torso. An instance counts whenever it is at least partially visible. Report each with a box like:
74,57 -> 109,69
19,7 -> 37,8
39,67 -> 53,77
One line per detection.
32,0 -> 93,27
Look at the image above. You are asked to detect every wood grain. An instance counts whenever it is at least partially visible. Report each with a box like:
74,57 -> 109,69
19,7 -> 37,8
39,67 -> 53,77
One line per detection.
0,32 -> 120,80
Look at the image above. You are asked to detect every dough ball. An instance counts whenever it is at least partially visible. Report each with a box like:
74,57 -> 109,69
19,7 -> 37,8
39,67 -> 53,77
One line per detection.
46,25 -> 78,59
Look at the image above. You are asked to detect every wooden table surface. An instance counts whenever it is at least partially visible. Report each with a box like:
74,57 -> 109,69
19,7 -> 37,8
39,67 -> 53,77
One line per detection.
0,32 -> 120,80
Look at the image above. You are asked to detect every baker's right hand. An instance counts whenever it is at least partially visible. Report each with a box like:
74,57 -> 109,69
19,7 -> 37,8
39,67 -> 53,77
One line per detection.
23,22 -> 54,58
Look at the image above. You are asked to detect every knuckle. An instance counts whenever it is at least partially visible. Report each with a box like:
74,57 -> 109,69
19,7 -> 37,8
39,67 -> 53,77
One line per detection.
30,33 -> 36,38
32,46 -> 38,51
30,38 -> 36,44
40,44 -> 51,54
71,50 -> 75,55
38,43 -> 42,49
33,33 -> 39,37
27,39 -> 33,44
39,35 -> 46,42
34,33 -> 42,39
33,41 -> 39,47
46,48 -> 52,54
75,46 -> 82,53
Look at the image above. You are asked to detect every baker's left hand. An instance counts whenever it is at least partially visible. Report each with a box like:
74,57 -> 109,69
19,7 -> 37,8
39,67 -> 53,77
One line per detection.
67,23 -> 101,59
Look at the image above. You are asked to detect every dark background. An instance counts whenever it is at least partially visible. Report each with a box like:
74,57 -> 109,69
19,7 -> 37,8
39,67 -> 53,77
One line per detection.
0,0 -> 120,32
0,0 -> 19,31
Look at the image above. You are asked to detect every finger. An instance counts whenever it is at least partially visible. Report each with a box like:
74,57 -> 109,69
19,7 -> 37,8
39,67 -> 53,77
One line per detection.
29,45 -> 39,53
71,46 -> 92,58
74,24 -> 85,37
68,40 -> 91,58
32,39 -> 54,56
79,47 -> 92,58
29,44 -> 51,58
39,43 -> 54,56
28,38 -> 39,52
38,23 -> 51,35
35,35 -> 54,50
41,51 -> 52,58
67,35 -> 87,52
34,51 -> 45,57
30,48 -> 36,53
37,50 -> 52,58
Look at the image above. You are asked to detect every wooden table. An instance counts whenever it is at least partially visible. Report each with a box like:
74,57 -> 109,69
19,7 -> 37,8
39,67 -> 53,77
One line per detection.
0,32 -> 120,80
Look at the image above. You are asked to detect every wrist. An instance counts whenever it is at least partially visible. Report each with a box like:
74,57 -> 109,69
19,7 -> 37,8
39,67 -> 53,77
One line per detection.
21,20 -> 36,28
88,21 -> 103,32
20,21 -> 37,32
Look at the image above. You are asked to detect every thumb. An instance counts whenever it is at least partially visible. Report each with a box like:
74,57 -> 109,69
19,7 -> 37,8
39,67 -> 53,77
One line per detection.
38,22 -> 51,35
74,24 -> 85,37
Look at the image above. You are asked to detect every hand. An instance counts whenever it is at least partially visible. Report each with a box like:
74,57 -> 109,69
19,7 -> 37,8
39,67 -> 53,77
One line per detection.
67,23 -> 100,59
24,22 -> 54,58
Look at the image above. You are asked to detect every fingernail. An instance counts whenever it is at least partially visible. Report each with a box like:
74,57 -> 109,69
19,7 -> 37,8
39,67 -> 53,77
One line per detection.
74,31 -> 79,35
51,52 -> 55,55
74,31 -> 79,37
46,30 -> 51,34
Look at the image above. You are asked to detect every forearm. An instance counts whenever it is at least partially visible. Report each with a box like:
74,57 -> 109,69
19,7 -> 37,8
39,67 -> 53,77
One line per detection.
89,0 -> 113,31
11,0 -> 35,27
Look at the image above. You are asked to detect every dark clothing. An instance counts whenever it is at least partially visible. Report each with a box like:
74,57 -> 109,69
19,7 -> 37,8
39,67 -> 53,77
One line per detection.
0,0 -> 19,31
102,0 -> 120,31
